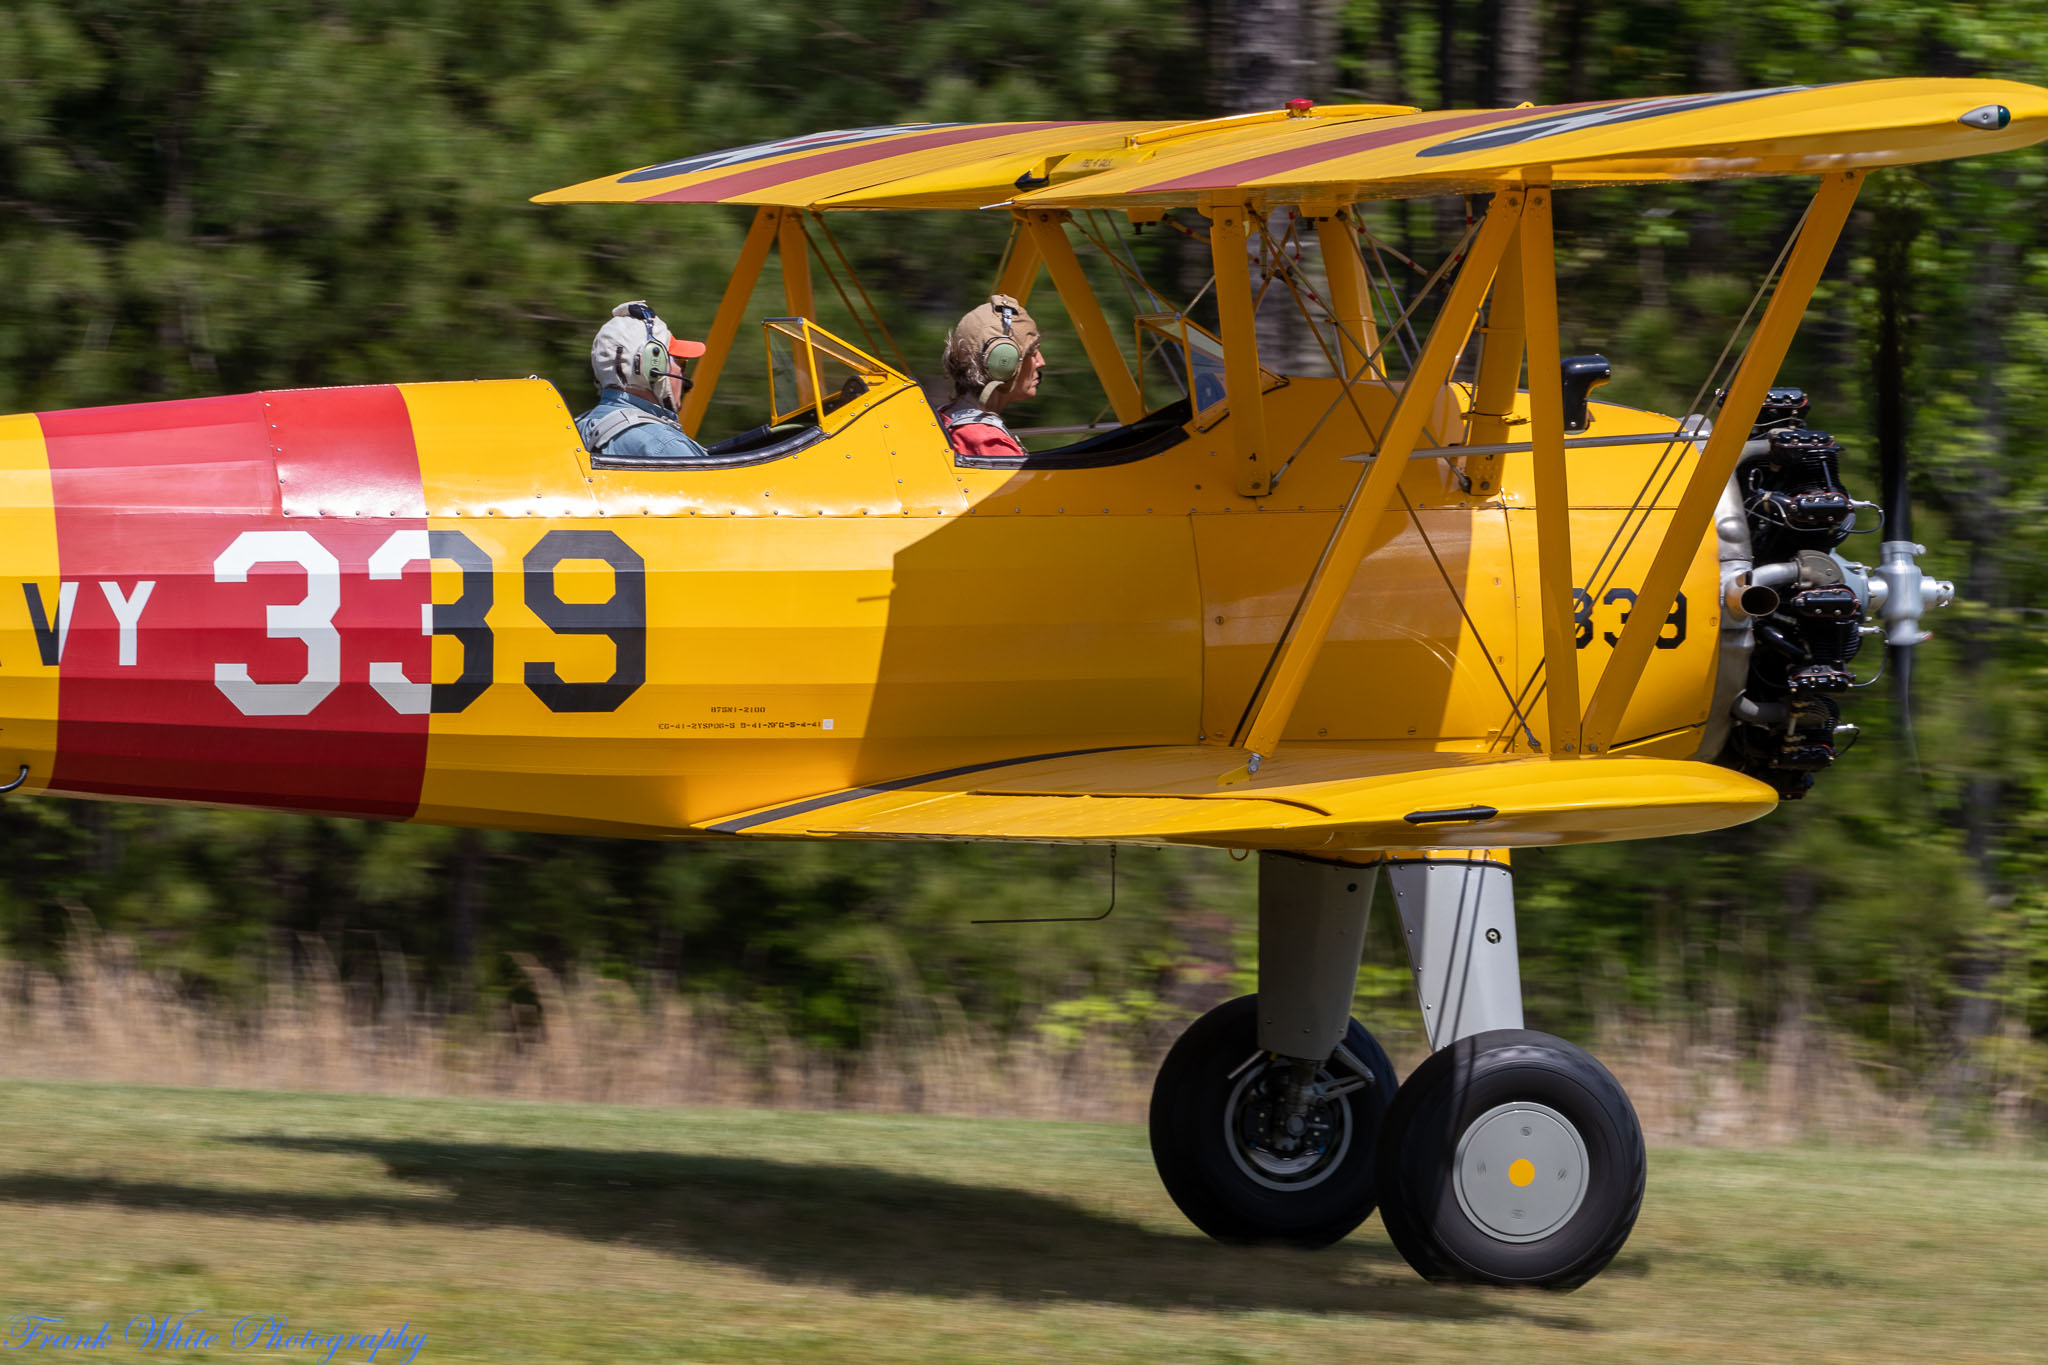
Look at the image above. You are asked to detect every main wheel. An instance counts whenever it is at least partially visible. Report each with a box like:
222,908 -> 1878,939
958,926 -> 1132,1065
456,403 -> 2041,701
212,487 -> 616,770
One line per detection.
1373,1029 -> 1645,1290
1149,993 -> 1396,1247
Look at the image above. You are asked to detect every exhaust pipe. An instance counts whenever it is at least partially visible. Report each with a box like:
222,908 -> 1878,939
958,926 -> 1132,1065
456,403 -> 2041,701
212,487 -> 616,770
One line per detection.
1732,693 -> 1788,725
1723,559 -> 1802,619
1724,576 -> 1781,618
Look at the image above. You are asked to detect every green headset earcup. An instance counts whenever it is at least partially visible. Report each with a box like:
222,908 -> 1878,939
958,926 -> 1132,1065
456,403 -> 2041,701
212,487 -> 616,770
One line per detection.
638,339 -> 670,387
984,337 -> 1021,383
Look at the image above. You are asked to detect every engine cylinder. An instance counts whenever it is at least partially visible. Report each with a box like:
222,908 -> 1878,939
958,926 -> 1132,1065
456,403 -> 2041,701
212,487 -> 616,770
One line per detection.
1714,395 -> 1868,799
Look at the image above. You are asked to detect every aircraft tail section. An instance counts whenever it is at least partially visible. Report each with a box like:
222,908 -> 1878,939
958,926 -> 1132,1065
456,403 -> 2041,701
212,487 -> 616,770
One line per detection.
1,386 -> 439,817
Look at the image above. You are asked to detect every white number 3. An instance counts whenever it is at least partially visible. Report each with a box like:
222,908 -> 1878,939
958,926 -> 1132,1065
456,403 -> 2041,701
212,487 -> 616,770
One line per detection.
213,530 -> 341,717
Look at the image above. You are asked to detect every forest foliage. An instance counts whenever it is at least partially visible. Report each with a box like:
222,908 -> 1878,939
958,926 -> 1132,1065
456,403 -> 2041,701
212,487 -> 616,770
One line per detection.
1,0 -> 2044,1123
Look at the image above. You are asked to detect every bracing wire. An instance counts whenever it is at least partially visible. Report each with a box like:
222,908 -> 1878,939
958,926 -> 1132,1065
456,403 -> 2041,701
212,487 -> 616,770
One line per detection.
1083,210 -> 1148,319
1278,215 -> 1482,477
1399,485 -> 1544,752
1252,215 -> 1390,485
797,215 -> 884,360
809,211 -> 909,371
1073,212 -> 1182,398
1346,209 -> 1413,373
1360,226 -> 1425,367
1241,210 -> 1540,752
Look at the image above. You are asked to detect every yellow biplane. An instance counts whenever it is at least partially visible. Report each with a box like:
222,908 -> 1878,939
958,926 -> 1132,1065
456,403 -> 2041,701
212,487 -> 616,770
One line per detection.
2,77 -> 2040,1288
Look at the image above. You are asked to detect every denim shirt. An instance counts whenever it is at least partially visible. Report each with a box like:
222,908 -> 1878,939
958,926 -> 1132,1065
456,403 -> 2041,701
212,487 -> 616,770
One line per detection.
574,387 -> 710,462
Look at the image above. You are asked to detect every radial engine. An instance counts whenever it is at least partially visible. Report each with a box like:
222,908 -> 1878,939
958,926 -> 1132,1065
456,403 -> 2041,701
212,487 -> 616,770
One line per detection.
1706,388 -> 1953,798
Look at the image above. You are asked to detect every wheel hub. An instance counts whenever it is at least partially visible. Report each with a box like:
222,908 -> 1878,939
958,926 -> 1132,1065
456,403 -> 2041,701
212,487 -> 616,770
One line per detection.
1451,1101 -> 1590,1244
1224,1058 -> 1352,1189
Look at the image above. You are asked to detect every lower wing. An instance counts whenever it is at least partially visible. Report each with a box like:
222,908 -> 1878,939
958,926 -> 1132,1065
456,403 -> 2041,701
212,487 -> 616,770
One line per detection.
700,746 -> 1777,851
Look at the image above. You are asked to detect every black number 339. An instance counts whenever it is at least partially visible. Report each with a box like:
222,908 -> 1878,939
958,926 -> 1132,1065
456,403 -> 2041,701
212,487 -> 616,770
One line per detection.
424,528 -> 648,714
1573,588 -> 1687,651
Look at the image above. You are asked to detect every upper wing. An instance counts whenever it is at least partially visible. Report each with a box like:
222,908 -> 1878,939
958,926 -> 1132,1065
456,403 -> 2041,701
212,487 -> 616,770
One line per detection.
1010,78 -> 2048,209
536,79 -> 2048,212
699,745 -> 1777,851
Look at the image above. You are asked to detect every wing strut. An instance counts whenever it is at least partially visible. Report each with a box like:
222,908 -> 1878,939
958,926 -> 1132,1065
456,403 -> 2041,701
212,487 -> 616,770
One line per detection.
1024,210 -> 1146,425
1462,212 -> 1525,497
1231,186 -> 1528,770
779,211 -> 818,407
996,212 -> 1045,304
680,205 -> 780,437
1210,197 -> 1276,496
1314,209 -> 1385,383
1518,175 -> 1584,756
1578,170 -> 1863,754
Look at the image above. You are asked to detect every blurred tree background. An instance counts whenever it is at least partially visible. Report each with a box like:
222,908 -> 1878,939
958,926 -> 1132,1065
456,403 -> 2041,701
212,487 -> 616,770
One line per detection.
1,0 -> 2044,1127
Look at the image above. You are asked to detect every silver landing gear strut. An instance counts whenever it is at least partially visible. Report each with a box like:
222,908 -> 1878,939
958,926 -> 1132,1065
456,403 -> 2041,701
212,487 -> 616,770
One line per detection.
1374,852 -> 1647,1290
1147,853 -> 1395,1248
1254,851 -> 1377,1057
1385,854 -> 1525,1047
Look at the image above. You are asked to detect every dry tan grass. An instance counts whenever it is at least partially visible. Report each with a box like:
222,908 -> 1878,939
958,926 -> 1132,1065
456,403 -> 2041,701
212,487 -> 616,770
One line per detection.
0,928 -> 2026,1145
0,930 -> 1156,1121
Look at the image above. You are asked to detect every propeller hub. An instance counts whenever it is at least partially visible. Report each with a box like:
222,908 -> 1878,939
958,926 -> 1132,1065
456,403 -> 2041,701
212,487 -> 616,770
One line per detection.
1874,540 -> 1953,648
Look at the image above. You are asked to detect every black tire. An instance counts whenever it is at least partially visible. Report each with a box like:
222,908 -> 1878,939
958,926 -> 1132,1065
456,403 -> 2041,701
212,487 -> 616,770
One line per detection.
1373,1029 -> 1645,1290
1149,993 -> 1396,1248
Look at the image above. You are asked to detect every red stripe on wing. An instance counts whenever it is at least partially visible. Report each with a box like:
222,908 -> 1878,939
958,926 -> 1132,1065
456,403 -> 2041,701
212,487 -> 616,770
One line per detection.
1140,103 -> 1617,193
646,122 -> 1088,204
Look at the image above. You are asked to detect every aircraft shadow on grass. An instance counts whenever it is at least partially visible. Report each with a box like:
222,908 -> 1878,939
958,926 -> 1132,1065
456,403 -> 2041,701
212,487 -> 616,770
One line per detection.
0,1135 -> 1600,1326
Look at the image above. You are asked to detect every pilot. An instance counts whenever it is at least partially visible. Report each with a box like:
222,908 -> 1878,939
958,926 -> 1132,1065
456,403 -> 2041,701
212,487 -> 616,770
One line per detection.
937,293 -> 1046,461
575,301 -> 711,460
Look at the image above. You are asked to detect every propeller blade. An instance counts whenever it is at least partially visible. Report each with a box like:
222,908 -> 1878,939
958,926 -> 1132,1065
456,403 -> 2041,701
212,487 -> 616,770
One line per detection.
1873,206 -> 1913,729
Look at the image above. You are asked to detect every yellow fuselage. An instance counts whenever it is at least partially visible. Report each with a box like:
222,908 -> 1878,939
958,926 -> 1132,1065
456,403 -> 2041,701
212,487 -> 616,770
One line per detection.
0,375 -> 1719,839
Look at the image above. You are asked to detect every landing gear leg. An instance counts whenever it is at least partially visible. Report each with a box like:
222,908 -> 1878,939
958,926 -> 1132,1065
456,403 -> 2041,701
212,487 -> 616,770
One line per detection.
1148,854 -> 1395,1247
1373,855 -> 1646,1289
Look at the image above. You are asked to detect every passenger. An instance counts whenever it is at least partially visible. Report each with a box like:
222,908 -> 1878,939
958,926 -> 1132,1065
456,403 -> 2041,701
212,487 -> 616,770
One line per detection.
575,301 -> 711,460
937,293 -> 1046,461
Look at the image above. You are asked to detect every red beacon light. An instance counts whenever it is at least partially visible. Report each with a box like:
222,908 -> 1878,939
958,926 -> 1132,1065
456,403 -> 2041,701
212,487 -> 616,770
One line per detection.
1285,98 -> 1315,116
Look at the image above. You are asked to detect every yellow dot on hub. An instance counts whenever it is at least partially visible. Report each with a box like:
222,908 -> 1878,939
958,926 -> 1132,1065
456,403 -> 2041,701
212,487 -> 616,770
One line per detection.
1508,1158 -> 1536,1187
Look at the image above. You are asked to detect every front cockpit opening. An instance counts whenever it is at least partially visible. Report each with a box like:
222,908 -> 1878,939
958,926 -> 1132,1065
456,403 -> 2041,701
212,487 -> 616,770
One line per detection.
587,316 -> 901,471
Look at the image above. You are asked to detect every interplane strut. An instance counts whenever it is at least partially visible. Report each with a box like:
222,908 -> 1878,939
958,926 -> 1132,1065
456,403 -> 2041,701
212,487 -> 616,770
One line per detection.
1577,171 -> 1863,754
1231,188 -> 1527,767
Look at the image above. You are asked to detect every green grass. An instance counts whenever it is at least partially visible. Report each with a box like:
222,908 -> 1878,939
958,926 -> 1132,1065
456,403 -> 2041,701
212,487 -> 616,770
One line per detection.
0,1081 -> 2040,1363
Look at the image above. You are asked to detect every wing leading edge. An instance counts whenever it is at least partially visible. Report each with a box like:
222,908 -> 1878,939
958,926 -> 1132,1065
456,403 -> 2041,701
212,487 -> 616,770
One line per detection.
700,746 -> 1778,852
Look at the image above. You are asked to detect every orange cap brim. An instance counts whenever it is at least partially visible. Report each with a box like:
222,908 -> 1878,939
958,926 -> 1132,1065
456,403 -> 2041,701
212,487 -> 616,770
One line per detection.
669,337 -> 707,359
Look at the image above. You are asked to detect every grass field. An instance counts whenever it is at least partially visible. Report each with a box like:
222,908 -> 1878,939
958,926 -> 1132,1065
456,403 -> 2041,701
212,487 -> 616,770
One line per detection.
0,1081 -> 2040,1364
